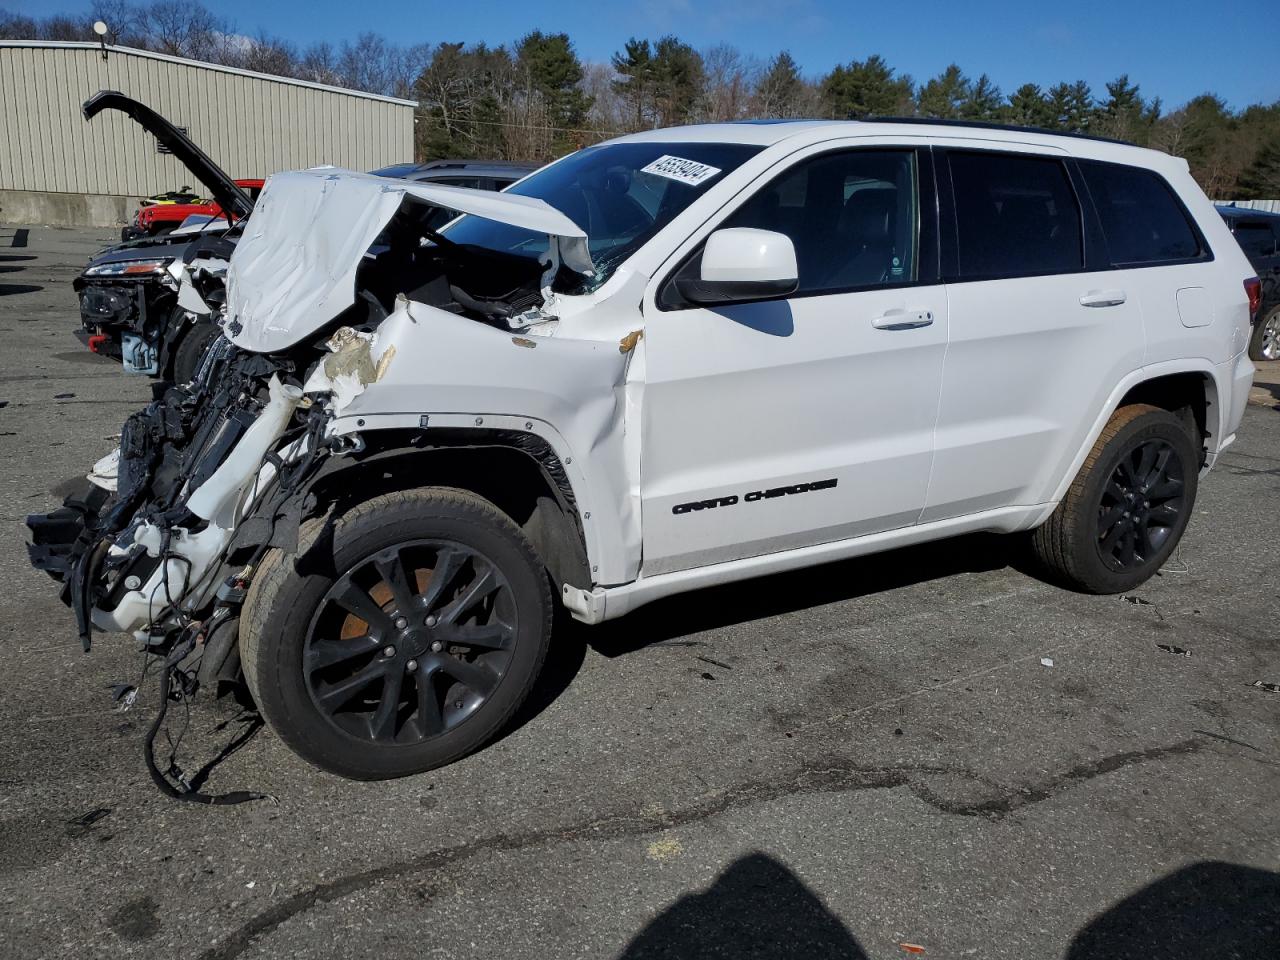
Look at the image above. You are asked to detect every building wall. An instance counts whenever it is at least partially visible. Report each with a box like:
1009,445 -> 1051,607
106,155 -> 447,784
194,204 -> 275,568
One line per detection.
0,41 -> 415,225
1218,199 -> 1280,214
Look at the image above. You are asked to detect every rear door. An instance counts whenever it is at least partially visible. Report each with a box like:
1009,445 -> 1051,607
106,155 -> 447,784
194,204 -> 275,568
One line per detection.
640,142 -> 949,575
925,146 -> 1145,521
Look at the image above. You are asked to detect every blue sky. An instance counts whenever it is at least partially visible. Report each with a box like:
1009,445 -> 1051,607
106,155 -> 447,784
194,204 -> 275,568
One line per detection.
7,0 -> 1275,109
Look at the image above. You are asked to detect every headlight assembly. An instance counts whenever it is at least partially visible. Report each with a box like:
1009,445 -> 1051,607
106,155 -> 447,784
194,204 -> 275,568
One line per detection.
83,258 -> 172,278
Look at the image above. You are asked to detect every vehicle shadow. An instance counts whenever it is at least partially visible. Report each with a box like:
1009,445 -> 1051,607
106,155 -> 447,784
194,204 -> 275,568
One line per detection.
1066,860 -> 1280,959
618,851 -> 868,959
0,283 -> 44,296
587,531 -> 1027,658
503,531 -> 1025,739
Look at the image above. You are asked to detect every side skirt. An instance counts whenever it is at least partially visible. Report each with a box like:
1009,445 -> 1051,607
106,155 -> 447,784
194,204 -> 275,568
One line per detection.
563,503 -> 1049,624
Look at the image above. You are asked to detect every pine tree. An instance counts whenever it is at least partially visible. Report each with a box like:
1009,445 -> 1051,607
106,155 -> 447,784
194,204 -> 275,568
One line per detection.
1237,135 -> 1280,199
612,38 -> 655,129
917,64 -> 970,119
1003,83 -> 1053,128
755,51 -> 807,118
961,74 -> 1002,122
820,55 -> 913,119
516,32 -> 591,152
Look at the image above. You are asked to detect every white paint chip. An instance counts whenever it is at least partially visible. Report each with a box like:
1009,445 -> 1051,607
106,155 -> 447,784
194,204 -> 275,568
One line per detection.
1041,657 -> 1054,668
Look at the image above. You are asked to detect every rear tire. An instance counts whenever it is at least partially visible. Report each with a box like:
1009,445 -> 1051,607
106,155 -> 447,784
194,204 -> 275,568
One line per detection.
241,487 -> 552,780
1248,304 -> 1280,362
1031,404 -> 1198,593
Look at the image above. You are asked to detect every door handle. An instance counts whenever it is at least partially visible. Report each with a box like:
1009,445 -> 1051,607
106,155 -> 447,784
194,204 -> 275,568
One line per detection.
872,309 -> 934,329
1080,289 -> 1127,308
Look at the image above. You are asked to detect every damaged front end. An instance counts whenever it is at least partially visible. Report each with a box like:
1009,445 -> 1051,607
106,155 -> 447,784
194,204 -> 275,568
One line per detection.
26,154 -> 665,793
30,168 -> 608,649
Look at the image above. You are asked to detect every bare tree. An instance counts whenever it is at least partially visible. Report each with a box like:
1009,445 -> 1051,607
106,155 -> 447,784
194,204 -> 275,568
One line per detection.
694,44 -> 758,122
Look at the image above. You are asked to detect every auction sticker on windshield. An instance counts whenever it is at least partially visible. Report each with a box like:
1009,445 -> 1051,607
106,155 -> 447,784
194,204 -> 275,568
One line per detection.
640,155 -> 722,186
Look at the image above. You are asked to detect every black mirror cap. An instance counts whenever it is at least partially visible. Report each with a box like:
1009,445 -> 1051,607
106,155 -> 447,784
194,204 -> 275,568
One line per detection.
674,276 -> 798,306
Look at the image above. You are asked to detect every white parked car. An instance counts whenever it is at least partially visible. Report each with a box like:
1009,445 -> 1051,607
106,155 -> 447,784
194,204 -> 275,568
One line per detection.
29,119 -> 1257,782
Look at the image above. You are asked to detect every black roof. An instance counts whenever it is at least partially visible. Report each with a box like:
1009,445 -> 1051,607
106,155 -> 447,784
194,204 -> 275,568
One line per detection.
1216,204 -> 1280,221
728,115 -> 1135,146
860,116 -> 1133,146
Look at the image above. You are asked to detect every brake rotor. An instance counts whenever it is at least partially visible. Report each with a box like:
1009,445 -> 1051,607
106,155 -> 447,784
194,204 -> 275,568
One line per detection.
338,567 -> 436,640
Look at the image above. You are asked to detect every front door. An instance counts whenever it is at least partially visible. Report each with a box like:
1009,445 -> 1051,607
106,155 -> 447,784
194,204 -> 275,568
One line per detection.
640,145 -> 948,576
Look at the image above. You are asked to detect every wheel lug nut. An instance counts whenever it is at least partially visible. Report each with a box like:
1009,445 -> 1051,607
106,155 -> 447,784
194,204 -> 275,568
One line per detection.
394,617 -> 408,630
383,645 -> 396,658
425,615 -> 438,627
406,659 -> 417,672
431,641 -> 443,652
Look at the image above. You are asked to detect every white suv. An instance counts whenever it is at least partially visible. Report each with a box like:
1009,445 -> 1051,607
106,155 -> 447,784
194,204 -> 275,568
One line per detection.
29,119 -> 1257,781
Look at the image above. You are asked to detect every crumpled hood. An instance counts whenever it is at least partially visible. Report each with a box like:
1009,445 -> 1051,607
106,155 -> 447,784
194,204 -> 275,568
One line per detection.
224,168 -> 592,353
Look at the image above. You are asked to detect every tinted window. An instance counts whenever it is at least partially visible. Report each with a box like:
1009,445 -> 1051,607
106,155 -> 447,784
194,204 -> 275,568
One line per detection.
1233,221 -> 1278,259
721,150 -> 919,294
434,177 -> 484,189
950,152 -> 1082,279
1080,161 -> 1201,265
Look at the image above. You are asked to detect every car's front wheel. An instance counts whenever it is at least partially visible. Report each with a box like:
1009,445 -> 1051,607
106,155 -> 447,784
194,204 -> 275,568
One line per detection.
240,488 -> 553,780
1248,304 -> 1280,362
1031,404 -> 1199,593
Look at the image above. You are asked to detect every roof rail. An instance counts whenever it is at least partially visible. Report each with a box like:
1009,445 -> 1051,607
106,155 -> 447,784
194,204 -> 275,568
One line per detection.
860,115 -> 1134,147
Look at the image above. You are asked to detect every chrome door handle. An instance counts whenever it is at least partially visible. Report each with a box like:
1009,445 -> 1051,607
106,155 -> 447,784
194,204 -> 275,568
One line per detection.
872,309 -> 934,329
1080,290 -> 1127,307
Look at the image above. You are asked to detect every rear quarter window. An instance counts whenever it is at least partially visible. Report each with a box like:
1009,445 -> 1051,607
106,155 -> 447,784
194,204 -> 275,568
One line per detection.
1079,161 -> 1204,266
1232,221 -> 1278,259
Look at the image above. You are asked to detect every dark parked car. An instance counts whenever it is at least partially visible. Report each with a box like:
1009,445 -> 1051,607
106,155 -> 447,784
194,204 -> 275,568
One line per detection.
371,159 -> 537,228
79,133 -> 537,382
75,91 -> 254,382
1218,205 -> 1280,360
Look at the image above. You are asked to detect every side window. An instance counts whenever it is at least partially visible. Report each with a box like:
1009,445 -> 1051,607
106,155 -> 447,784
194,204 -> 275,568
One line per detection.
1234,221 -> 1278,259
1079,161 -> 1203,266
721,149 -> 920,295
949,151 -> 1083,280
434,177 -> 483,189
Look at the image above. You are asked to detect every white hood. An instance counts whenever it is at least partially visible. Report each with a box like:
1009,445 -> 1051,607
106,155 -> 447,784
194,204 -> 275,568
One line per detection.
224,167 -> 591,353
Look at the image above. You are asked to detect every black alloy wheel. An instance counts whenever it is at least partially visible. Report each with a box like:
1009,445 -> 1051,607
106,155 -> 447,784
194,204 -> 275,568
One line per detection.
1095,438 -> 1186,571
240,487 -> 553,780
304,540 -> 517,744
1030,403 -> 1199,594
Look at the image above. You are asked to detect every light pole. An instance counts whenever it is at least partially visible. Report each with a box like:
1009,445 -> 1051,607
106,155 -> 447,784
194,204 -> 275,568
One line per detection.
93,20 -> 109,62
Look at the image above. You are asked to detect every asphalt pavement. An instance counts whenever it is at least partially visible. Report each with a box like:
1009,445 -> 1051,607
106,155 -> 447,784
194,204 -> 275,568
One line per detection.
1,226 -> 1278,960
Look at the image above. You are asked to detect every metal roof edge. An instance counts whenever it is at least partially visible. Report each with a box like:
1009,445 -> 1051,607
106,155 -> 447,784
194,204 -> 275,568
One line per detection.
0,40 -> 418,107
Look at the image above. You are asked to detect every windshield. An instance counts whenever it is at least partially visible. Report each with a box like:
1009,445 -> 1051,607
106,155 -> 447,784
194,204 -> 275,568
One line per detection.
441,141 -> 763,293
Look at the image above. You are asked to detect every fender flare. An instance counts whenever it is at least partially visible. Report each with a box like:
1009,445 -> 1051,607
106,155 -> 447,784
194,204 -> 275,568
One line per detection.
1033,358 -> 1222,526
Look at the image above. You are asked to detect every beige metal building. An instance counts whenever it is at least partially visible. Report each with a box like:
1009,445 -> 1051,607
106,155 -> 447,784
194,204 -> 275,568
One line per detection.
0,41 -> 415,226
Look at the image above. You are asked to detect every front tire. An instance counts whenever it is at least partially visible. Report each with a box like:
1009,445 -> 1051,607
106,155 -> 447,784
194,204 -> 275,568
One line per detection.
1248,304 -> 1280,362
241,488 -> 552,780
1031,404 -> 1199,594
168,320 -> 220,384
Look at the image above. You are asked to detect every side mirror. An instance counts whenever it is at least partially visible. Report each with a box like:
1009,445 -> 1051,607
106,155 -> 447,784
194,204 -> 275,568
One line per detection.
675,228 -> 798,305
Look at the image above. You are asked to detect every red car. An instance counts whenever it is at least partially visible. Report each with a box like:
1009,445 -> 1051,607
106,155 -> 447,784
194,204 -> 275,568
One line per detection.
121,178 -> 264,241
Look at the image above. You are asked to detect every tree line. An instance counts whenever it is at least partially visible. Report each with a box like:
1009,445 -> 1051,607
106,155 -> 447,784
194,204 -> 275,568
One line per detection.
4,2 -> 1277,198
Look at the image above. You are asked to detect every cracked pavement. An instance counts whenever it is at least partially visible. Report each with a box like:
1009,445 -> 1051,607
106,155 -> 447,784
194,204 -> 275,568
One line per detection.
1,227 -> 1278,959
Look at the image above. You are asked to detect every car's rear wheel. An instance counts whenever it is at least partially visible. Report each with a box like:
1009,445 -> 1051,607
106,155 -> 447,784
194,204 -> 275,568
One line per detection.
1031,404 -> 1198,593
1248,304 -> 1280,362
241,487 -> 552,780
